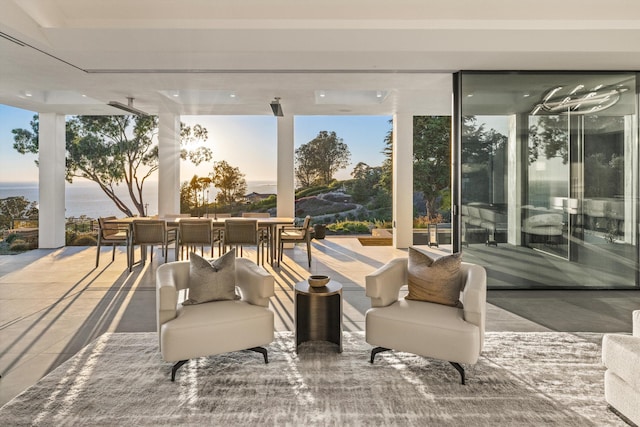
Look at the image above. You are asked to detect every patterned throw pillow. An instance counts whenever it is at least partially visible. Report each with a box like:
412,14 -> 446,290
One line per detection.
405,248 -> 463,308
183,250 -> 238,305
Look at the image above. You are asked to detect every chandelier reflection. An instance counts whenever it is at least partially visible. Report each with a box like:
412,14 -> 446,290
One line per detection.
531,84 -> 628,115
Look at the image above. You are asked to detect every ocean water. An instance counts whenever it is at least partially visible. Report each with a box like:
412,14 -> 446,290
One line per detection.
0,180 -> 277,219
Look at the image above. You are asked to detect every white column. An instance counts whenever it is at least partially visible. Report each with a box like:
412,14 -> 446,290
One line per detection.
158,114 -> 181,216
276,115 -> 295,218
393,113 -> 414,249
38,113 -> 66,248
507,114 -> 523,245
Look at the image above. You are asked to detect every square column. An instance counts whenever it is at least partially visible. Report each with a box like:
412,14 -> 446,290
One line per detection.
158,114 -> 181,216
393,113 -> 414,248
38,113 -> 66,248
276,115 -> 295,218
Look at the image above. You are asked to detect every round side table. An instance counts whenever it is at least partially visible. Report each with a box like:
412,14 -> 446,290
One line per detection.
294,280 -> 343,353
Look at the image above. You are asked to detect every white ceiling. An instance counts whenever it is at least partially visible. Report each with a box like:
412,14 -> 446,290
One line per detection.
1,0 -> 640,117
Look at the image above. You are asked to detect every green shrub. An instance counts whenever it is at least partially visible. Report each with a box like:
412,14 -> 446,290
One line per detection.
327,220 -> 371,234
9,239 -> 33,252
71,234 -> 97,246
5,233 -> 19,244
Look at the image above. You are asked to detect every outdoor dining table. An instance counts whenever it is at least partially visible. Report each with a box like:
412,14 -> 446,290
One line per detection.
106,216 -> 294,266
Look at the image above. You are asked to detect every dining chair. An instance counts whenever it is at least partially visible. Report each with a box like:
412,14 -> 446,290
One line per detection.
96,216 -> 129,268
177,218 -> 214,260
207,213 -> 231,255
223,219 -> 264,265
130,220 -> 177,271
242,212 -> 271,260
278,215 -> 312,268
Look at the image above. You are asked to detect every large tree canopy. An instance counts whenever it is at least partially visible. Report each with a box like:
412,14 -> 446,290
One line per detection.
13,115 -> 211,217
413,116 -> 452,220
0,196 -> 38,231
210,160 -> 247,206
295,131 -> 351,188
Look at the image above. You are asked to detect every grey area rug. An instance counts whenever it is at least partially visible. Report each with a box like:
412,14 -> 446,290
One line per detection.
0,331 -> 626,426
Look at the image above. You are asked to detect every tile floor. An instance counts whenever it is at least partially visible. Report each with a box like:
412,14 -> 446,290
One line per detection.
0,237 -> 638,407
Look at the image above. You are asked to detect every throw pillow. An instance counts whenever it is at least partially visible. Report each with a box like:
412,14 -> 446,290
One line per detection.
183,250 -> 238,305
405,248 -> 463,308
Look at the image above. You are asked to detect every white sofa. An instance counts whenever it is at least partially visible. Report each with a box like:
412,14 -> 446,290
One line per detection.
156,257 -> 275,381
602,310 -> 640,425
365,258 -> 487,384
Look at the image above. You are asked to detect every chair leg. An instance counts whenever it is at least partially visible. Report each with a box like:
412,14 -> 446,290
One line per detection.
171,360 -> 188,381
369,347 -> 391,363
248,346 -> 269,364
95,236 -> 102,268
111,244 -> 116,262
306,237 -> 312,267
450,362 -> 465,385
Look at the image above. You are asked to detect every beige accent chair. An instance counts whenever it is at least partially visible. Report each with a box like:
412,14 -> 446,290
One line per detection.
365,258 -> 487,384
602,310 -> 640,425
156,258 -> 275,381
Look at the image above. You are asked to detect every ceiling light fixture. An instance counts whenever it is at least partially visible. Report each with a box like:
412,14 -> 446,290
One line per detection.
270,97 -> 283,117
108,97 -> 150,116
531,84 -> 628,116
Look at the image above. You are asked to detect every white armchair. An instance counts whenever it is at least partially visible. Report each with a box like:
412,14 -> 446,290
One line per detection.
602,310 -> 640,425
365,257 -> 487,384
156,257 -> 275,381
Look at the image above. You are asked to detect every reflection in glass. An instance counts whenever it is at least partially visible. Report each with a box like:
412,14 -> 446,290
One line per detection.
459,72 -> 638,289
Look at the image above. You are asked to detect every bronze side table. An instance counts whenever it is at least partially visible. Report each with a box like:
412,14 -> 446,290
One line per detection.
294,280 -> 343,353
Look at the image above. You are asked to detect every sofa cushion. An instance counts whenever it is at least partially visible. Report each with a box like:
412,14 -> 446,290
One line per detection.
183,251 -> 238,305
602,333 -> 640,391
405,248 -> 462,308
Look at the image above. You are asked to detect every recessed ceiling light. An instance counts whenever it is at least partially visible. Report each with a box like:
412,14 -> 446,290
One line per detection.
230,93 -> 236,98
24,91 -> 32,97
467,93 -> 474,98
523,93 -> 530,98
319,91 -> 326,98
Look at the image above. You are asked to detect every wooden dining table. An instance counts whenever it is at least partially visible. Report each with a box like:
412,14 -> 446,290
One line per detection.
106,216 -> 295,266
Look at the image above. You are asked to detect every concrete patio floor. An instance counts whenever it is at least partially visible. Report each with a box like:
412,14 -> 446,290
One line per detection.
1,236 -> 638,407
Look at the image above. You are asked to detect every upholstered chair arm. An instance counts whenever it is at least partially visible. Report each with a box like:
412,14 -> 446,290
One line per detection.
156,262 -> 190,341
460,263 -> 487,347
235,258 -> 275,307
633,310 -> 640,337
366,257 -> 408,307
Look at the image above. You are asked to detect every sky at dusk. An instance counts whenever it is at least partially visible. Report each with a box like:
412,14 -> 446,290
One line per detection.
0,104 -> 390,184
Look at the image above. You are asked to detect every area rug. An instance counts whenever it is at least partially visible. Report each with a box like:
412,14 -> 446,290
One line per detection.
0,332 -> 626,426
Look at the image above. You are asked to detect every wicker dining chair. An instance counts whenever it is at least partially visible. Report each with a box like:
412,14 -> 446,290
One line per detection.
177,218 -> 214,260
130,220 -> 177,271
96,216 -> 129,268
223,219 -> 264,265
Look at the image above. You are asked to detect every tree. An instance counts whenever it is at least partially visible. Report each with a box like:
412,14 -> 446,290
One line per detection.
350,162 -> 383,204
295,131 -> 351,188
180,175 -> 209,213
13,115 -> 211,217
413,116 -> 452,220
0,196 -> 38,231
210,160 -> 247,206
379,122 -> 393,193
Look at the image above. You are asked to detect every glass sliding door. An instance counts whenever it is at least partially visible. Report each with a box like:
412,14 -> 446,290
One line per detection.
458,72 -> 639,289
